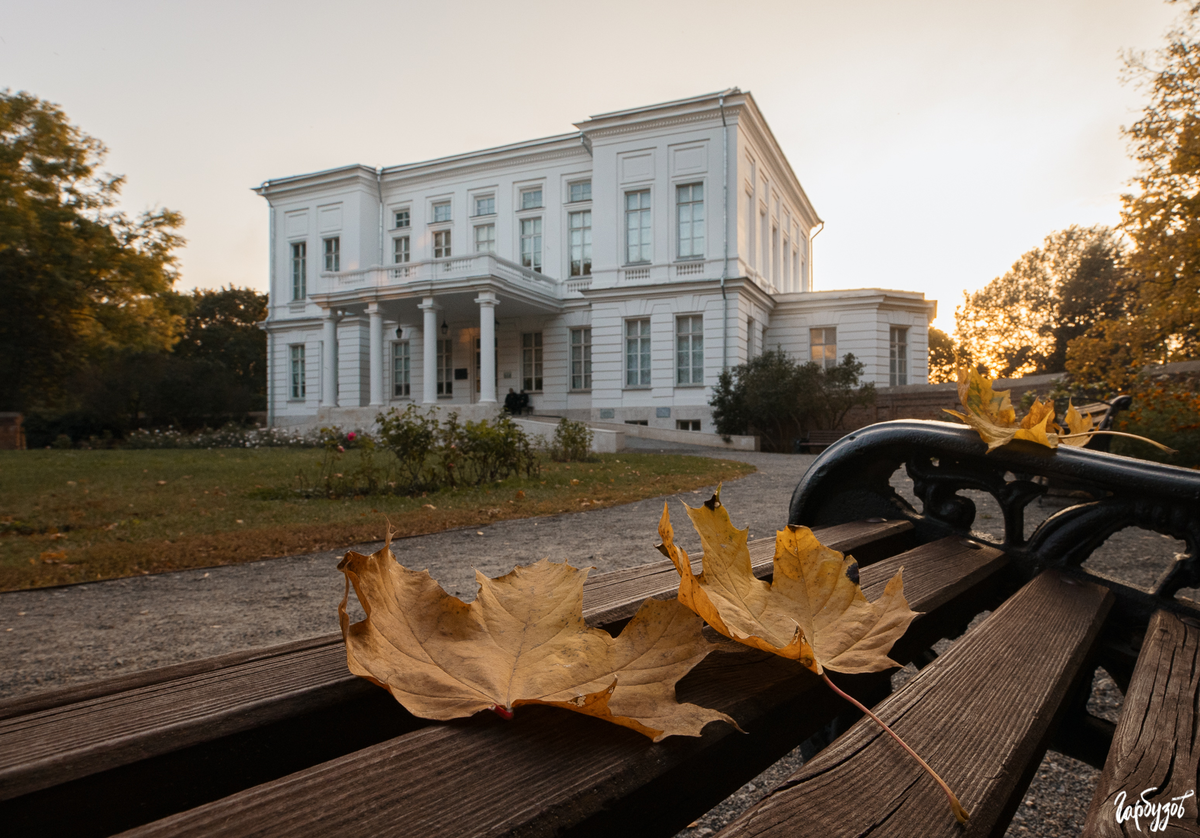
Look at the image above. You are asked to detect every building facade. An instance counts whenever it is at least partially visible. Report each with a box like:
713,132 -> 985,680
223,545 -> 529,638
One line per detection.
255,90 -> 935,431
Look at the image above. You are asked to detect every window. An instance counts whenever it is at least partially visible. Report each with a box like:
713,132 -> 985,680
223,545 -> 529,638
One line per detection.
520,187 -> 542,210
434,229 -> 452,259
392,342 -> 411,397
676,183 -> 705,259
625,190 -> 651,263
677,419 -> 701,432
289,345 -> 306,399
569,180 -> 591,203
394,209 -> 410,229
747,316 -> 756,358
569,211 -> 591,276
625,419 -> 648,426
474,195 -> 495,216
890,327 -> 909,386
522,332 -> 543,392
811,327 -> 837,369
393,236 -> 410,263
436,338 -> 453,396
676,315 -> 704,385
474,224 -> 495,254
322,237 -> 340,272
520,217 -> 542,272
432,201 -> 451,223
745,189 -> 756,269
290,242 -> 306,300
625,318 -> 651,387
570,328 -> 592,390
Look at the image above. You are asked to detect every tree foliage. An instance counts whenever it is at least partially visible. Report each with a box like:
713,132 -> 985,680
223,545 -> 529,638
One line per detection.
927,327 -> 957,383
174,287 -> 268,396
0,90 -> 185,410
1067,10 -> 1200,392
710,349 -> 876,451
955,226 -> 1125,378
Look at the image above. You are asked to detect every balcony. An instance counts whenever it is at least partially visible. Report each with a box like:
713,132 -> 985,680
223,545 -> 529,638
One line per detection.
317,253 -> 564,300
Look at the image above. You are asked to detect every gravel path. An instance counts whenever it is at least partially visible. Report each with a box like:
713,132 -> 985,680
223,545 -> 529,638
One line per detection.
1,440 -> 1181,836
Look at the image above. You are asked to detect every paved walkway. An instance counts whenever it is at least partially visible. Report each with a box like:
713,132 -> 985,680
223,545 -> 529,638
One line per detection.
0,443 -> 815,699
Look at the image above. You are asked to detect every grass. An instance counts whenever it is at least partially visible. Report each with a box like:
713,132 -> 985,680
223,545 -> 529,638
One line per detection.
0,449 -> 755,591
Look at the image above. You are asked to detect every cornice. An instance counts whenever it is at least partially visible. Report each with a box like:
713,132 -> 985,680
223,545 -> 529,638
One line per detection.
583,110 -> 721,141
254,165 -> 377,201
735,101 -> 820,227
382,145 -> 590,192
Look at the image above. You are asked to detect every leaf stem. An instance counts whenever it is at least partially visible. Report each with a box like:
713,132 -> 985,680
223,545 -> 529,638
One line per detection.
1058,429 -> 1176,453
820,671 -> 969,825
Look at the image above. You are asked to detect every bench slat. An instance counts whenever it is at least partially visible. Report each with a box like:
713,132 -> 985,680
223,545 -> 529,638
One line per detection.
0,519 -> 910,805
715,570 -> 1113,838
117,536 -> 1005,838
1083,609 -> 1200,837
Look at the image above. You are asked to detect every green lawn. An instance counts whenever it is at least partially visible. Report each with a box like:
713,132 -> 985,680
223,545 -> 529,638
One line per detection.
0,448 -> 754,591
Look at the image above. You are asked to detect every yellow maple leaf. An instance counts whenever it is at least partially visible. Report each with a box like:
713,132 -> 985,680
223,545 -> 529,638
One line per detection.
656,489 -> 917,676
338,546 -> 736,741
944,367 -> 1174,454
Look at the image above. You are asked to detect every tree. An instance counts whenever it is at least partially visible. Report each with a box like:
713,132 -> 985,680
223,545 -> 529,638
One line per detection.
173,287 -> 268,397
0,90 -> 185,411
955,226 -> 1126,378
927,327 -> 957,383
1067,7 -> 1200,392
710,350 -> 876,452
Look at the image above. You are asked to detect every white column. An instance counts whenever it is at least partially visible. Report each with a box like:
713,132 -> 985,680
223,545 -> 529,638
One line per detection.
475,291 -> 498,404
322,310 -> 338,407
368,302 -> 384,407
419,297 -> 439,404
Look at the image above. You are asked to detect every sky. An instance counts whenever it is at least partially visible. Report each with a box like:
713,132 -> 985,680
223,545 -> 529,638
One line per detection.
1,0 -> 1184,331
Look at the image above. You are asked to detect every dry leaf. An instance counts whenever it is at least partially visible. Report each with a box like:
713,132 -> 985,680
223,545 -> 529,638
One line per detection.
656,489 -> 917,675
338,546 -> 736,741
944,367 -> 1173,454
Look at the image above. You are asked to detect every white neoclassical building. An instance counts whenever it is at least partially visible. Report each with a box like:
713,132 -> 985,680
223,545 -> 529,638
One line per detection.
255,89 -> 935,433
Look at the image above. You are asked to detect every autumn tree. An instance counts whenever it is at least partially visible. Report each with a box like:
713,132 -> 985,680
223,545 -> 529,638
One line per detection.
0,90 -> 185,411
955,226 -> 1126,378
1068,7 -> 1200,391
927,327 -> 957,383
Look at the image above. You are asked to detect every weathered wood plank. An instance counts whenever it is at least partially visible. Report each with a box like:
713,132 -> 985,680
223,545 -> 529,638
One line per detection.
715,570 -> 1113,838
0,519 -> 910,805
1083,609 -> 1200,837
117,536 -> 1004,838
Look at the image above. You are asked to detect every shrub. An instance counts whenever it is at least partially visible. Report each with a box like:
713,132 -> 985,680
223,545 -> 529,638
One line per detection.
1111,380 -> 1200,468
442,412 -> 539,486
377,405 -> 441,493
549,418 -> 594,462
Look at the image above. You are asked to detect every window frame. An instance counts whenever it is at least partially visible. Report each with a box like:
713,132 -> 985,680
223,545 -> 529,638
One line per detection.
474,223 -> 496,254
890,326 -> 909,386
520,187 -> 543,211
568,209 -> 592,277
521,332 -> 544,392
625,189 -> 652,265
570,327 -> 592,391
393,209 -> 410,229
568,180 -> 592,203
290,241 -> 307,300
393,235 -> 410,264
676,182 -> 705,260
392,341 -> 411,398
811,327 -> 838,370
675,314 -> 705,386
431,201 -> 452,224
433,229 -> 452,259
473,194 -> 496,217
676,419 -> 701,432
322,236 -> 340,273
519,217 -> 542,273
436,337 -> 453,396
625,318 -> 652,388
289,344 -> 306,400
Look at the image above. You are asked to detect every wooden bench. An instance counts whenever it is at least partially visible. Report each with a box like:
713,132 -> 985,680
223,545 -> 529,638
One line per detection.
795,429 -> 848,453
1,419 -> 1197,837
